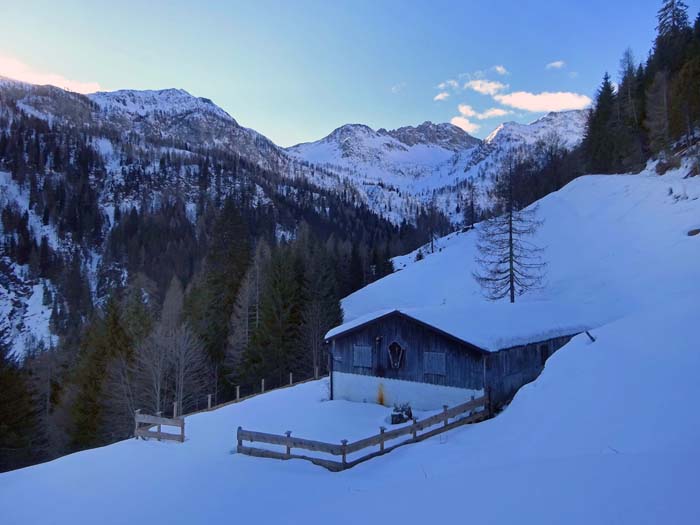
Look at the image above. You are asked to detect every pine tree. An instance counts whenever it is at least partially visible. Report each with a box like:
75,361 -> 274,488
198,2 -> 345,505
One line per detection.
653,0 -> 692,73
245,249 -> 302,386
348,245 -> 364,293
670,56 -> 700,144
224,240 -> 271,381
617,49 -> 646,170
71,298 -> 132,449
583,73 -> 620,172
657,0 -> 690,38
301,249 -> 343,375
473,159 -> 546,303
186,197 -> 249,380
0,329 -> 42,472
646,71 -> 671,153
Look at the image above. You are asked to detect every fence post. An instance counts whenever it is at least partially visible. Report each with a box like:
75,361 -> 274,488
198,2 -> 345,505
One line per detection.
285,431 -> 292,457
289,372 -> 293,386
379,426 -> 386,451
485,387 -> 492,418
314,366 -> 319,380
237,426 -> 243,451
173,402 -> 178,419
134,409 -> 141,439
180,419 -> 185,443
341,439 -> 348,469
411,418 -> 417,439
261,378 -> 265,393
207,394 -> 212,410
156,411 -> 162,441
236,385 -> 240,402
443,405 -> 449,428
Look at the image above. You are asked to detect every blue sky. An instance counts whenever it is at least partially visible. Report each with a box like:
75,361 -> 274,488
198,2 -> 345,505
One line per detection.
1,0 -> 695,146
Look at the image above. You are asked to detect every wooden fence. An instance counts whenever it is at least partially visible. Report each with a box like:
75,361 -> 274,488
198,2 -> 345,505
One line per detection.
236,392 -> 491,471
134,410 -> 185,443
186,370 -> 326,418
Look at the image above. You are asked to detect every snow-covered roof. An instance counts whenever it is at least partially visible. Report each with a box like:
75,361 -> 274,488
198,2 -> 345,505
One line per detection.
325,302 -> 592,352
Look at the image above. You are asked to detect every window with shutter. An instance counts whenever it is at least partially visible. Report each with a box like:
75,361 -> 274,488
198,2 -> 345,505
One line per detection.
352,345 -> 373,369
423,352 -> 446,375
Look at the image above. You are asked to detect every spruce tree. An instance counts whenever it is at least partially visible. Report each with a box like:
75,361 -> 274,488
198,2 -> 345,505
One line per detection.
583,73 -> 620,173
245,249 -> 302,386
0,329 -> 42,472
653,0 -> 692,74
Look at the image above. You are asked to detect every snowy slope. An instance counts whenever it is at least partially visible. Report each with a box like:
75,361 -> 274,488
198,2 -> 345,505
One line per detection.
342,159 -> 699,331
1,308 -> 698,524
2,159 -> 699,524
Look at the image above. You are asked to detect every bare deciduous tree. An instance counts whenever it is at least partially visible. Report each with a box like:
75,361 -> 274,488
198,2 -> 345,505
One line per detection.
170,324 -> 209,417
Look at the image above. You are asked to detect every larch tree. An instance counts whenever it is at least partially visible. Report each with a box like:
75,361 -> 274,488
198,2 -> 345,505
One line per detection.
473,157 -> 546,303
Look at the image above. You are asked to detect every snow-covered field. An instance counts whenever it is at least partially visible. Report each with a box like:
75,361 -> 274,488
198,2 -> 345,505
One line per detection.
2,161 -> 700,524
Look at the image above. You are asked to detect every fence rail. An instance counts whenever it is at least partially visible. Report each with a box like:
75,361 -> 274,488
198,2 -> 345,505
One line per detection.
236,392 -> 491,471
134,409 -> 185,443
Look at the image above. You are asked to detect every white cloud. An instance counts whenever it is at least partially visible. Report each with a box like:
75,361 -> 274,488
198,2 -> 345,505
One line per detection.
458,103 -> 511,120
476,107 -> 511,119
493,65 -> 509,75
0,53 -> 101,94
493,91 -> 592,112
450,116 -> 480,134
390,82 -> 407,94
437,79 -> 459,90
464,79 -> 507,96
433,91 -> 450,101
457,103 -> 476,117
546,60 -> 566,70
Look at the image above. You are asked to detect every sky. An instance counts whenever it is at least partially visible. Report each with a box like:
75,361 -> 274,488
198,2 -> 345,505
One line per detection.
0,0 -> 696,146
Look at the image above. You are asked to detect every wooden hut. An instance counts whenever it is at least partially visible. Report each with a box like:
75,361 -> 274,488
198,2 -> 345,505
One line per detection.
325,305 -> 586,410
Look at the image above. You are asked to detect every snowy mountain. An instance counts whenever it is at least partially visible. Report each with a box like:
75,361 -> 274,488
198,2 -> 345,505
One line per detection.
2,158 -> 698,524
484,109 -> 589,150
88,88 -> 288,170
288,110 -> 590,223
1,75 -> 590,225
0,77 -> 588,356
0,78 -> 387,356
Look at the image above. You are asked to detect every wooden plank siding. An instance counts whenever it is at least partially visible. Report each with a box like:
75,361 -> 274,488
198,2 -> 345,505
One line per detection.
485,334 -> 574,408
330,312 -> 486,392
328,310 -> 577,409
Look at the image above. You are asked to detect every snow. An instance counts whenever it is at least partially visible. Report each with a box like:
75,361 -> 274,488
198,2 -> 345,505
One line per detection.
1,294 -> 699,524
341,160 -> 700,344
2,160 -> 699,523
287,111 -> 589,224
0,171 -> 63,355
485,110 -> 590,150
2,79 -> 700,522
326,302 -> 593,352
332,371 -> 483,410
89,88 -> 235,122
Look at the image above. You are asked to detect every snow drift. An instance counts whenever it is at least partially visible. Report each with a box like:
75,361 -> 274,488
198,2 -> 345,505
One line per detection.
1,160 -> 700,524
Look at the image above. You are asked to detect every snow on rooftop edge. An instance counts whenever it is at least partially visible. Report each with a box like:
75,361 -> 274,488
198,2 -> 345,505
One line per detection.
325,301 -> 596,352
